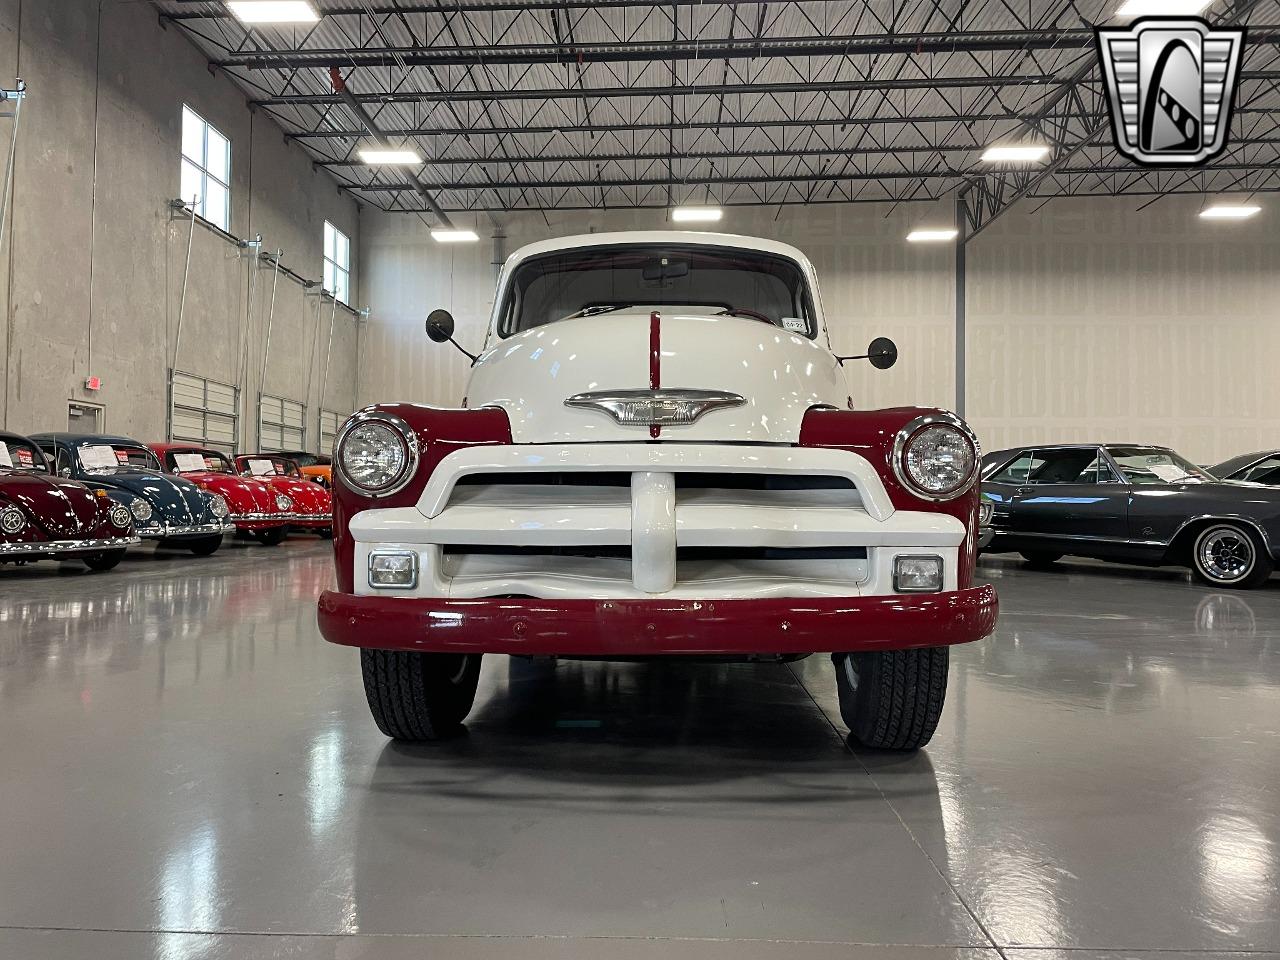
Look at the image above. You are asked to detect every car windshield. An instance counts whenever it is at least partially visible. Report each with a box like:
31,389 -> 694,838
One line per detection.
240,456 -> 299,478
282,452 -> 327,468
168,450 -> 233,475
498,244 -> 816,337
1109,447 -> 1212,485
0,438 -> 46,473
77,443 -> 161,474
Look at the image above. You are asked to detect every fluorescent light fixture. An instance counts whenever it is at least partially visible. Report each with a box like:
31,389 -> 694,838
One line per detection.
906,228 -> 959,243
226,1 -> 320,24
357,148 -> 423,165
1115,0 -> 1211,15
981,144 -> 1051,163
671,206 -> 723,223
1199,204 -> 1261,220
431,229 -> 480,243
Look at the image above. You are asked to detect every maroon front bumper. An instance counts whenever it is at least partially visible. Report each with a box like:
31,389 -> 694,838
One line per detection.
317,585 -> 998,657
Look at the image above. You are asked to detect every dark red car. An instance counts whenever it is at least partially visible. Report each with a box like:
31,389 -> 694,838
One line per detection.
150,443 -> 295,546
233,454 -> 332,536
1,431 -> 139,571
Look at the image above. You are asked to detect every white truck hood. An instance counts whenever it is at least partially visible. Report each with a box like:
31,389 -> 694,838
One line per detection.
465,310 -> 847,444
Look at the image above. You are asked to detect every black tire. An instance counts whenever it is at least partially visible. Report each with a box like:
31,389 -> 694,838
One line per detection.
1190,522 -> 1273,590
253,527 -> 288,546
83,549 -> 125,572
832,648 -> 949,751
318,528 -> 334,540
360,649 -> 482,740
188,534 -> 223,557
1020,550 -> 1063,568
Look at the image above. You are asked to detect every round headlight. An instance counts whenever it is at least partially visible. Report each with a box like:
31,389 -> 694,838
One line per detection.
1,506 -> 25,535
108,504 -> 132,529
209,494 -> 230,519
130,499 -> 153,524
893,414 -> 979,501
337,415 -> 416,496
275,494 -> 293,512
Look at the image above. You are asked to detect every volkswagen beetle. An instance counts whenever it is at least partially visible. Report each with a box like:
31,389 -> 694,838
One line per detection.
30,433 -> 236,556
0,430 -> 139,571
232,454 -> 333,536
318,231 -> 998,750
150,443 -> 295,545
274,450 -> 333,489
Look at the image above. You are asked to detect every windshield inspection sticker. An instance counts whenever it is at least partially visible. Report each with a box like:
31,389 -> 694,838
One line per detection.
781,317 -> 807,333
79,445 -> 119,470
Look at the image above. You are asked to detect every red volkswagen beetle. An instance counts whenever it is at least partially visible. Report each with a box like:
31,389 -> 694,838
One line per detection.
233,454 -> 332,537
151,443 -> 294,546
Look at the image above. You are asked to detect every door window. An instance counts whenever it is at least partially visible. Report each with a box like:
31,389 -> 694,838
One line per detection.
988,452 -> 1037,484
1023,448 -> 1108,485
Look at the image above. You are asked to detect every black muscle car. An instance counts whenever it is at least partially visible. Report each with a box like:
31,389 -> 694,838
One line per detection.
1211,451 -> 1280,486
981,443 -> 1280,589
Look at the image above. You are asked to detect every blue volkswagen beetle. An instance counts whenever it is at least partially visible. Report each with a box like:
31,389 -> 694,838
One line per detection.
30,433 -> 236,556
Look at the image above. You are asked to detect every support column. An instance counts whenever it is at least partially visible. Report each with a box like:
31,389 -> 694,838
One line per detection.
955,194 -> 968,418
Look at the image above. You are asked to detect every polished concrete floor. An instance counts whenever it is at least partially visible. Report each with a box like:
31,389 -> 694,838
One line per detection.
1,541 -> 1277,959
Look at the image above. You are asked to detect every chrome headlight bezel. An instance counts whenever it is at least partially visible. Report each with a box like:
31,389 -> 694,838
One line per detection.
891,412 -> 981,502
334,410 -> 419,498
129,499 -> 154,524
275,494 -> 293,512
108,504 -> 132,529
209,494 -> 230,519
0,506 -> 25,535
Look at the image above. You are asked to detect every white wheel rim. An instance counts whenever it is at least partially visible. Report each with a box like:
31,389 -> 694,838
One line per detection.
1196,527 -> 1254,583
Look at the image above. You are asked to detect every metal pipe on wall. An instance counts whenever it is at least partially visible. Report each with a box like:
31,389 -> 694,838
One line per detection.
170,197 -> 199,379
317,293 -> 339,430
258,250 -> 283,399
955,194 -> 968,419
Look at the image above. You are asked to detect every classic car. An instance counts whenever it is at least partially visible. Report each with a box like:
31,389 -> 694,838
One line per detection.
981,443 -> 1280,588
977,492 -> 995,550
1,430 -> 139,571
1211,450 -> 1280,486
30,433 -> 236,555
317,231 -> 999,750
232,454 -> 332,535
275,451 -> 332,488
150,443 -> 295,545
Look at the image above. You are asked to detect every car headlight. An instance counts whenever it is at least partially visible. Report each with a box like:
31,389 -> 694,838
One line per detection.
209,494 -> 230,519
892,413 -> 980,501
130,499 -> 153,524
108,504 -> 132,529
275,494 -> 293,512
336,413 -> 417,496
0,506 -> 25,535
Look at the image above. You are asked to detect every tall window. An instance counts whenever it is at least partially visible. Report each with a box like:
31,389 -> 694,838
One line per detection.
324,222 -> 351,305
180,106 -> 231,231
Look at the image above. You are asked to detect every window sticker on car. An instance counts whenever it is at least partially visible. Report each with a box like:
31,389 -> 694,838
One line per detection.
781,317 -> 807,333
0,444 -> 12,469
115,450 -> 130,463
1148,463 -> 1191,482
174,453 -> 206,473
15,448 -> 33,468
79,445 -> 119,470
247,458 -> 275,476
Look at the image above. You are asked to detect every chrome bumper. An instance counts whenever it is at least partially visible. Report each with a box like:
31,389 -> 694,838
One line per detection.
230,512 -> 291,522
137,521 -> 236,540
0,535 -> 141,557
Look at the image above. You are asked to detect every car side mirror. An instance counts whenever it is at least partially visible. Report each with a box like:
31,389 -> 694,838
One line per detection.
59,467 -> 72,478
425,309 -> 455,343
836,336 -> 898,369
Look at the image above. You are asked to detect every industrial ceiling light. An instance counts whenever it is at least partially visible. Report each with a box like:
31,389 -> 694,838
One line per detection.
226,1 -> 320,24
358,148 -> 423,165
1199,204 -> 1261,220
981,144 -> 1051,163
671,206 -> 723,223
906,228 -> 959,243
1115,0 -> 1211,15
431,229 -> 480,242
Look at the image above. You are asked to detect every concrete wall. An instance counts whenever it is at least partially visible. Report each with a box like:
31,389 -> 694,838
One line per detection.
359,198 -> 1279,465
0,0 -> 360,450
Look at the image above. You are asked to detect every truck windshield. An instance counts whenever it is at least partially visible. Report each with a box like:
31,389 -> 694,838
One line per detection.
498,244 -> 816,337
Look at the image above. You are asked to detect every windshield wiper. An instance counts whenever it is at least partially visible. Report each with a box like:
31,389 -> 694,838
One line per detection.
557,303 -> 634,322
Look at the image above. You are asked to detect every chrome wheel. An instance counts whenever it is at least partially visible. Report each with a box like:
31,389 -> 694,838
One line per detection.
1195,526 -> 1255,583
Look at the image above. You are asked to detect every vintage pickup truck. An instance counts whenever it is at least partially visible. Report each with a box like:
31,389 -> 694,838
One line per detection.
318,232 -> 997,750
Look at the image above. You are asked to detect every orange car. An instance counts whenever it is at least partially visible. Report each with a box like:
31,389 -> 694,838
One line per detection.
275,451 -> 331,488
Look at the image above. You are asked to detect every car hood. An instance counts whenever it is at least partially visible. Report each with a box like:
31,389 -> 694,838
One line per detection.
259,475 -> 331,512
0,472 -> 106,539
466,310 -> 847,444
90,471 -> 212,522
180,472 -> 279,513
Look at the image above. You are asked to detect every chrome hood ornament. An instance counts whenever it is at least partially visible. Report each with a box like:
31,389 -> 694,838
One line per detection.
564,389 -> 746,427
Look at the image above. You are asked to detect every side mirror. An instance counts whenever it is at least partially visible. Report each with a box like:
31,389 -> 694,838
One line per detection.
426,309 -> 456,343
867,336 -> 898,370
59,467 -> 72,478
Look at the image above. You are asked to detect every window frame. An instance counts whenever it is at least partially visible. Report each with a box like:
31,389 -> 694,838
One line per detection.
180,105 -> 232,232
323,222 -> 351,306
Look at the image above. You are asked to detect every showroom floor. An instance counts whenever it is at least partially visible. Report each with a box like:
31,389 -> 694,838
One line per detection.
1,542 -> 1277,959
